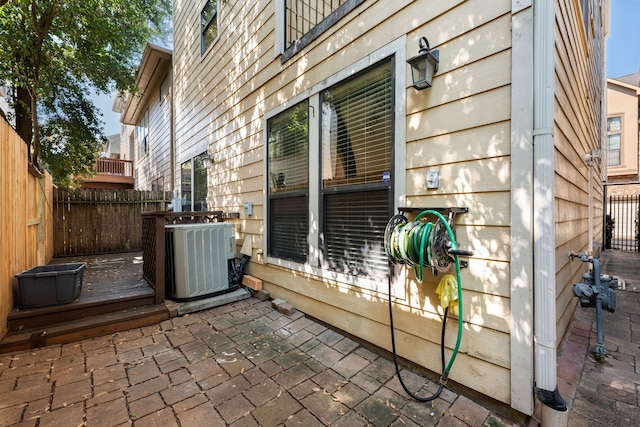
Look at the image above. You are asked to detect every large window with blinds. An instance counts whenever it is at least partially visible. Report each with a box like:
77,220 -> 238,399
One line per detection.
267,101 -> 309,262
266,57 -> 394,281
320,58 -> 393,280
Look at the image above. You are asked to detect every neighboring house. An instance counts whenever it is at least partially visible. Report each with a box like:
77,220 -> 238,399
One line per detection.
606,73 -> 640,195
80,132 -> 135,189
172,0 -> 607,422
117,43 -> 173,193
103,133 -> 122,159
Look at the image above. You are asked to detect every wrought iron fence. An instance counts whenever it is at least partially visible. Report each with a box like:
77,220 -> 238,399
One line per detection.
607,194 -> 640,252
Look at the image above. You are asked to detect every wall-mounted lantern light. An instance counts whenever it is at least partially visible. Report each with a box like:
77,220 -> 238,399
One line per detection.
202,152 -> 215,169
407,37 -> 439,90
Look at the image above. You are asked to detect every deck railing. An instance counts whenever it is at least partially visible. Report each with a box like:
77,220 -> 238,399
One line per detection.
95,157 -> 133,177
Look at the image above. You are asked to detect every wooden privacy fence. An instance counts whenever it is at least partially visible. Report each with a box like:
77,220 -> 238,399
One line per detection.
1,117 -> 54,339
53,188 -> 169,257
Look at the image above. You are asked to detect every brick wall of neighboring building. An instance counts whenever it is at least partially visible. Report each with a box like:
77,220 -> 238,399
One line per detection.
606,183 -> 640,196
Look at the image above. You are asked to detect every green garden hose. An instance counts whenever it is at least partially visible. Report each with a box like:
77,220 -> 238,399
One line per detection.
387,209 -> 468,401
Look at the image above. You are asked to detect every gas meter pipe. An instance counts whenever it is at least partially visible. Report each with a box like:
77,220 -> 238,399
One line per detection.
387,210 -> 465,401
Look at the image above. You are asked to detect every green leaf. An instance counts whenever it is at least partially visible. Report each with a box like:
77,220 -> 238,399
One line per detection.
0,0 -> 171,185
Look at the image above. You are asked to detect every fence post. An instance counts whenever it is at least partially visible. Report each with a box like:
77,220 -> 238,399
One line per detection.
36,177 -> 45,266
636,194 -> 640,253
154,213 -> 165,304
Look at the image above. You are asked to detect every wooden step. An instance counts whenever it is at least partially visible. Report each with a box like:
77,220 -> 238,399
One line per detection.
0,304 -> 169,354
8,291 -> 156,333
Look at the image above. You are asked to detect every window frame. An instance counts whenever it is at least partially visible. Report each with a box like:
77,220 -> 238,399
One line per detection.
606,115 -> 623,167
319,58 -> 395,280
151,176 -> 164,193
136,109 -> 149,160
200,0 -> 219,55
180,153 -> 208,212
266,100 -> 310,263
264,38 -> 406,291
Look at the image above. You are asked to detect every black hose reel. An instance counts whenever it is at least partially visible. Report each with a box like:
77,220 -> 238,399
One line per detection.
383,207 -> 473,402
384,208 -> 472,280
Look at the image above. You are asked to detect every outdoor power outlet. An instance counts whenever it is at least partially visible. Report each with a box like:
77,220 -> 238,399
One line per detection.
426,171 -> 440,189
244,201 -> 253,216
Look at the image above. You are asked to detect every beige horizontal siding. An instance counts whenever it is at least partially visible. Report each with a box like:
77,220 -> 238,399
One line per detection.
552,0 -> 605,350
173,0 -> 524,408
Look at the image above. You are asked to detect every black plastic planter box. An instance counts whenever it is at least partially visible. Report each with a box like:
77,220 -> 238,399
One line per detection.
15,263 -> 86,309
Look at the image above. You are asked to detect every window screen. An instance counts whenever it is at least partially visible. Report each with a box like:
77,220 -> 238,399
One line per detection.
267,101 -> 309,262
321,58 -> 393,279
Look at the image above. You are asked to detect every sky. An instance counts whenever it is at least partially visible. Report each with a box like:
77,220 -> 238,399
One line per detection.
607,0 -> 640,78
96,1 -> 640,137
96,91 -> 121,137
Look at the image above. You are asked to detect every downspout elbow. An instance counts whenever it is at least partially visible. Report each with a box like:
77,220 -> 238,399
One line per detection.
535,386 -> 568,412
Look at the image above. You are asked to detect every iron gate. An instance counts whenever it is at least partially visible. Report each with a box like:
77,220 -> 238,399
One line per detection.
607,194 -> 640,252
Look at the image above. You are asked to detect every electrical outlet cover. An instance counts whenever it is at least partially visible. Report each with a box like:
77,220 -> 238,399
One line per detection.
426,171 -> 440,189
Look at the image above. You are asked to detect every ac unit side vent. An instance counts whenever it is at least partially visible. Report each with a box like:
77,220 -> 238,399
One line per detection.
166,223 -> 236,301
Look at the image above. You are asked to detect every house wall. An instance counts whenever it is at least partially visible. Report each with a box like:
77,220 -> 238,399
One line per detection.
553,0 -> 606,340
606,80 -> 640,182
119,123 -> 135,163
135,80 -> 173,191
172,0 -> 606,415
174,0 -> 517,408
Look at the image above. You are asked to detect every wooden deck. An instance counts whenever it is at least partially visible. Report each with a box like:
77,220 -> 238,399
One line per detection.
0,252 -> 169,353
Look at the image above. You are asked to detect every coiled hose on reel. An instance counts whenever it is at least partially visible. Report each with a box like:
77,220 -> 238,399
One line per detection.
384,209 -> 472,402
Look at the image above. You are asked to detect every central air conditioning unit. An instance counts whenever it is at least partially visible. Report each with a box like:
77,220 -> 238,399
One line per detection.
165,223 -> 236,301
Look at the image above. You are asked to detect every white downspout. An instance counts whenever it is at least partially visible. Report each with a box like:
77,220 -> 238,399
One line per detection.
588,159 -> 594,254
533,0 -> 568,423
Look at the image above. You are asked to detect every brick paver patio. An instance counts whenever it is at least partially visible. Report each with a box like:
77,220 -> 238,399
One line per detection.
0,297 -> 517,426
2,249 -> 638,426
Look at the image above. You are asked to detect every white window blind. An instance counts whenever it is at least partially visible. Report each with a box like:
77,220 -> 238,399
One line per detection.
321,58 -> 393,279
267,101 -> 309,262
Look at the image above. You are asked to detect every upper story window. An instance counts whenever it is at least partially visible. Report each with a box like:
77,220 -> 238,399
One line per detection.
607,115 -> 622,166
280,0 -> 365,62
201,0 -> 218,55
136,109 -> 149,159
160,74 -> 170,102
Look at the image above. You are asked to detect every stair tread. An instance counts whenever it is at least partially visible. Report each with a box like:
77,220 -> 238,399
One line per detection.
1,304 -> 168,349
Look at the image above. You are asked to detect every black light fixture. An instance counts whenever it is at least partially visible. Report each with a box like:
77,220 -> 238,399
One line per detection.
407,37 -> 439,90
